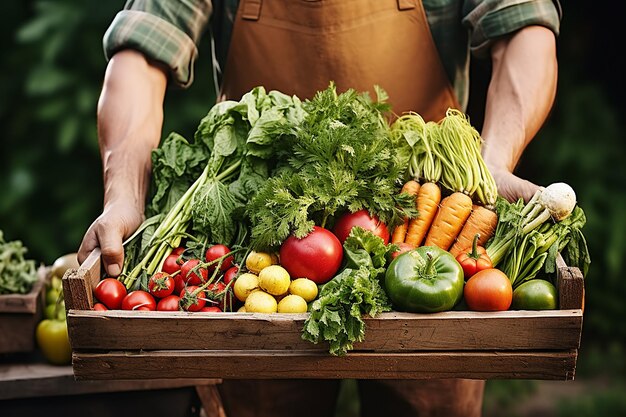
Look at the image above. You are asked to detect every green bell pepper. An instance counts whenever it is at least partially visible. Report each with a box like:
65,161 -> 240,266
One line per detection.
384,246 -> 464,313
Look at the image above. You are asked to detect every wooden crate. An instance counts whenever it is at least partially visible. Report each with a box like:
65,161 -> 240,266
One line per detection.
0,267 -> 47,353
63,249 -> 584,381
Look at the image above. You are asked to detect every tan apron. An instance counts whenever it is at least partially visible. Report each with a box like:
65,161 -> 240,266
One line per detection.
217,2 -> 482,417
220,0 -> 461,121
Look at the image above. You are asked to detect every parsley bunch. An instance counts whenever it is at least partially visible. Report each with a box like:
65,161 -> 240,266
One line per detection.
247,85 -> 416,249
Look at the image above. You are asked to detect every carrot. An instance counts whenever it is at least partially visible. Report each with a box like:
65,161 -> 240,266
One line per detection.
448,205 -> 498,257
424,192 -> 473,251
391,180 -> 421,244
404,182 -> 441,247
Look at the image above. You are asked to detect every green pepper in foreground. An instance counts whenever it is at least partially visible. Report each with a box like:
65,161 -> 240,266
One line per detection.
385,246 -> 464,313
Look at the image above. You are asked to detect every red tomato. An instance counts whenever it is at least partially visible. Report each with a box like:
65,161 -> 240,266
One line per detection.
162,254 -> 182,275
223,266 -> 239,285
463,269 -> 513,312
121,290 -> 156,311
180,259 -> 208,286
205,244 -> 234,271
94,278 -> 127,310
199,306 -> 222,312
93,303 -> 108,311
391,242 -> 415,260
172,246 -> 185,256
174,274 -> 186,295
180,286 -> 206,312
332,209 -> 390,244
148,272 -> 175,299
279,226 -> 343,284
157,295 -> 182,311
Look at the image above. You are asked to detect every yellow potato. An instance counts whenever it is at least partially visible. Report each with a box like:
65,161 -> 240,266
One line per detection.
277,294 -> 308,313
258,265 -> 291,296
244,291 -> 278,313
245,251 -> 278,274
233,273 -> 259,302
289,278 -> 319,302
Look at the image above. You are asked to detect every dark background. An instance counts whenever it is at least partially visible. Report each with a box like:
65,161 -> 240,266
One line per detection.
1,1 -> 624,416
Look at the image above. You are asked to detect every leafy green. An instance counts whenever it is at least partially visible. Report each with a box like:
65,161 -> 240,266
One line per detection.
0,230 -> 38,294
302,228 -> 392,355
486,197 -> 590,287
121,88 -> 305,288
247,85 -> 416,249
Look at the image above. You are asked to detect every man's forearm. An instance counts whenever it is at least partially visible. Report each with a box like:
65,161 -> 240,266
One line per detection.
481,26 -> 558,177
98,50 -> 168,211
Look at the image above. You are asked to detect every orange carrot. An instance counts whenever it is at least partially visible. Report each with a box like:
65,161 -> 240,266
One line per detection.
391,180 -> 421,244
424,192 -> 473,251
404,182 -> 441,247
449,205 -> 498,257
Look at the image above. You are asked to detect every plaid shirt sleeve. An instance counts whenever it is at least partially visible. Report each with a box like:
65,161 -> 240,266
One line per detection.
462,0 -> 561,57
103,0 -> 212,88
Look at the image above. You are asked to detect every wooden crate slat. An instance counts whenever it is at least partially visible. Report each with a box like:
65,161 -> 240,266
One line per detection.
67,309 -> 582,352
62,248 -> 101,311
71,349 -> 577,381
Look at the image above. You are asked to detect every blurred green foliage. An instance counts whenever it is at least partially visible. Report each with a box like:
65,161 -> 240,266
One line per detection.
0,0 -> 624,378
0,0 -> 214,266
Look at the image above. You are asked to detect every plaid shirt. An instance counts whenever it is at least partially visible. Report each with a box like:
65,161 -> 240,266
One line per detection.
104,0 -> 561,109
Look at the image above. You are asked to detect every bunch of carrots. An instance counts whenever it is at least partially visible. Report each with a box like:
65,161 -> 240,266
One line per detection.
390,109 -> 498,255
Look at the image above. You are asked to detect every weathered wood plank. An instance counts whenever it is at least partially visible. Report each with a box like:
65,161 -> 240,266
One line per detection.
67,309 -> 582,352
557,261 -> 585,310
0,267 -> 47,353
63,248 -> 101,311
72,349 -> 577,381
0,361 -> 221,400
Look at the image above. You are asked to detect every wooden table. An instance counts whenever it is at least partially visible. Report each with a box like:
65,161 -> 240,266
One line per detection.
0,354 -> 225,417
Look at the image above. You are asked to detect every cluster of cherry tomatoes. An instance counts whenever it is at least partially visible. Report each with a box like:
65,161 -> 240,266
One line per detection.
93,244 -> 238,312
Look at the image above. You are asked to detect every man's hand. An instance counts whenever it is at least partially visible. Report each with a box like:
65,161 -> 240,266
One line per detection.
487,164 -> 539,203
78,200 -> 144,276
78,50 -> 167,275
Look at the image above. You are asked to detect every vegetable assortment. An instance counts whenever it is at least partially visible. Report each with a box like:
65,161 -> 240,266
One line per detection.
93,84 -> 590,356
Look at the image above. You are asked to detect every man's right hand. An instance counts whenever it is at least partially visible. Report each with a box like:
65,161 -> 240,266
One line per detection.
78,200 -> 144,276
78,50 -> 167,275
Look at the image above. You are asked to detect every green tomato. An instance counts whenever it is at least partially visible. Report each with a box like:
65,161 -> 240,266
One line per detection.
45,287 -> 62,306
36,319 -> 72,365
44,301 -> 66,320
511,279 -> 557,310
384,246 -> 464,313
50,276 -> 63,291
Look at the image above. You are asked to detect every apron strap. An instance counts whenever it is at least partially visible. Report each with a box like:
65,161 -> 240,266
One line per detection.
242,0 -> 262,21
397,0 -> 416,10
242,0 -> 414,19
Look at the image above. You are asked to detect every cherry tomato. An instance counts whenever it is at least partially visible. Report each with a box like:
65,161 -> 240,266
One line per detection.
172,246 -> 185,256
93,303 -> 108,311
180,259 -> 208,286
180,286 -> 206,312
199,306 -> 222,312
456,234 -> 493,279
148,272 -> 175,299
332,209 -> 390,244
157,295 -> 182,311
390,242 -> 415,260
94,278 -> 127,309
280,226 -> 343,284
223,266 -> 239,285
121,290 -> 156,311
463,269 -> 512,311
205,244 -> 234,271
174,274 -> 186,295
162,253 -> 183,275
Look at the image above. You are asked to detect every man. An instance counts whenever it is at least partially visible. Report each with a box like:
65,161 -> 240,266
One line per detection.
79,1 -> 561,416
